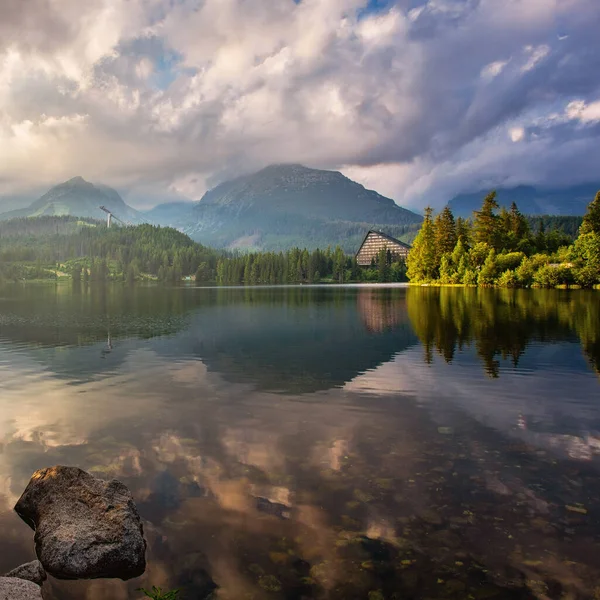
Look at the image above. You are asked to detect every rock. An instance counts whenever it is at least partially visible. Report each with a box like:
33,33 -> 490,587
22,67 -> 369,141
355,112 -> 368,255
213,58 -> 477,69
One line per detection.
14,466 -> 146,580
0,577 -> 43,599
4,561 -> 46,586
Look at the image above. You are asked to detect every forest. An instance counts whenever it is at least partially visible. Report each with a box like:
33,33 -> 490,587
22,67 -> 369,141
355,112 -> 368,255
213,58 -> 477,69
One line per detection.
0,217 -> 404,284
0,194 -> 597,288
0,220 -> 222,284
406,191 -> 600,288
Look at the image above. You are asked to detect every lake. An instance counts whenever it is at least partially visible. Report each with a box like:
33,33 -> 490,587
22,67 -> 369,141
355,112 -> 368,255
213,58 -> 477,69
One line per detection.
0,283 -> 599,600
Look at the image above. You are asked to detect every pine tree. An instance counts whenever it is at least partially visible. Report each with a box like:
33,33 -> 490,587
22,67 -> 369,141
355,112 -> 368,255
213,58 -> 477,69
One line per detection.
535,220 -> 547,253
510,202 -> 530,239
478,249 -> 498,286
456,217 -> 471,247
406,207 -> 437,282
581,191 -> 600,235
473,191 -> 500,250
434,206 -> 457,259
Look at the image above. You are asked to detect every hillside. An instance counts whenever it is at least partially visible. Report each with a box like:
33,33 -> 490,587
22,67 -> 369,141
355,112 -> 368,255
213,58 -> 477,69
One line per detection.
0,177 -> 142,223
449,184 -> 600,217
0,215 -> 102,238
150,164 -> 422,251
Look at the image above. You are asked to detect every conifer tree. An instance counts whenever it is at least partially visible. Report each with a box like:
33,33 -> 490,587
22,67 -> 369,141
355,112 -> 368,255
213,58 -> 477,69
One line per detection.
456,217 -> 471,247
473,191 -> 500,250
510,202 -> 530,239
406,207 -> 437,282
434,206 -> 458,259
581,191 -> 600,235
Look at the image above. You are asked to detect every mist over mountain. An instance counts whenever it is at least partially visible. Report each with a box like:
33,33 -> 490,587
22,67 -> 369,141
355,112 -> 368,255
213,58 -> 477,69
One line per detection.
448,183 -> 600,218
148,164 -> 422,251
0,177 -> 142,223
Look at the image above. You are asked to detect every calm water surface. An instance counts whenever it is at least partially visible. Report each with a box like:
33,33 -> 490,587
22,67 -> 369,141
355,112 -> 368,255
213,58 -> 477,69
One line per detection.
0,284 -> 599,600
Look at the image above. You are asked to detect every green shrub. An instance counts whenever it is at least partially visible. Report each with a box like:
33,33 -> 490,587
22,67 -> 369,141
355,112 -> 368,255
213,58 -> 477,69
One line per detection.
463,268 -> 478,285
497,269 -> 519,288
496,252 -> 525,273
478,249 -> 498,286
533,264 -> 573,288
138,587 -> 180,600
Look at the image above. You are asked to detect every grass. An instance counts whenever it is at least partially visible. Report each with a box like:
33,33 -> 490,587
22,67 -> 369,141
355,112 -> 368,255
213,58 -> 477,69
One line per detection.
138,587 -> 181,599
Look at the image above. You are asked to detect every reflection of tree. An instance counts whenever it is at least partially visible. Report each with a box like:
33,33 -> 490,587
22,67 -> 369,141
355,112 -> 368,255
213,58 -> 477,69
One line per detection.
356,289 -> 407,333
407,287 -> 600,378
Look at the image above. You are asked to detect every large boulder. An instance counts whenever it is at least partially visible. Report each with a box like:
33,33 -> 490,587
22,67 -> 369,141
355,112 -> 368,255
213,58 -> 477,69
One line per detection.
14,466 -> 146,580
4,561 -> 46,586
0,577 -> 43,599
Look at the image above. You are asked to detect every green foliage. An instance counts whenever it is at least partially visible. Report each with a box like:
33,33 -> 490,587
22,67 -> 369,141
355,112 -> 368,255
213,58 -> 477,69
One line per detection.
497,269 -> 519,288
0,222 -> 222,283
496,252 -> 525,273
215,245 -> 407,284
532,264 -> 574,288
405,189 -> 600,288
478,249 -> 498,286
434,206 -> 457,260
406,207 -> 437,283
580,191 -> 600,235
138,586 -> 180,600
473,191 -> 501,250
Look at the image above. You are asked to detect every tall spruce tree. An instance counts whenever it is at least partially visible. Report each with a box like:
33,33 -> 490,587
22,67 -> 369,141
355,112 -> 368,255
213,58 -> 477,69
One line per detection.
473,191 -> 500,250
455,217 -> 471,247
434,206 -> 458,259
581,191 -> 600,235
510,202 -> 530,239
406,207 -> 437,282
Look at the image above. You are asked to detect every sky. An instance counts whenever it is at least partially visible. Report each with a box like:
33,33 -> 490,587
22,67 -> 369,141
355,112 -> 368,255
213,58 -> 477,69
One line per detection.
1,0 -> 599,210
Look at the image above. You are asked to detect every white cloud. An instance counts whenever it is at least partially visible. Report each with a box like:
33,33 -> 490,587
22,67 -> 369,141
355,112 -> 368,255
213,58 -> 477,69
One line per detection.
509,126 -> 525,142
481,59 -> 509,80
565,99 -> 600,124
521,44 -> 550,72
0,0 -> 599,206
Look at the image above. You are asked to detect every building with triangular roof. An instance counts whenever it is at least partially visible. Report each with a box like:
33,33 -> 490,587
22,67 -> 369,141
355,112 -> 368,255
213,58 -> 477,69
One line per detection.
355,230 -> 411,266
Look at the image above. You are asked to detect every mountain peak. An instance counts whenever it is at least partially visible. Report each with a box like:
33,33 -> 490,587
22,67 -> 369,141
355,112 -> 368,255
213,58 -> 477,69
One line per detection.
0,177 -> 142,223
62,176 -> 92,187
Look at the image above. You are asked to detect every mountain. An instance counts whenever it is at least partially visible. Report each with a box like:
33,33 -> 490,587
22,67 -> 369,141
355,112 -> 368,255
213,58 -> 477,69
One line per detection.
144,201 -> 195,225
448,183 -> 600,218
0,176 -> 142,223
158,164 -> 422,251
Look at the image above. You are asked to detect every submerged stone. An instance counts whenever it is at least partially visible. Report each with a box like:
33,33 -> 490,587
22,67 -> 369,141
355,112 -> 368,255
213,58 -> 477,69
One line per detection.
14,466 -> 146,580
0,577 -> 43,599
4,561 -> 46,586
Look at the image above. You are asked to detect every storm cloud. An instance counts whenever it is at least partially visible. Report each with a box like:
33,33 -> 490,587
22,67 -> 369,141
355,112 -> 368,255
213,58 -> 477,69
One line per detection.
0,0 -> 599,208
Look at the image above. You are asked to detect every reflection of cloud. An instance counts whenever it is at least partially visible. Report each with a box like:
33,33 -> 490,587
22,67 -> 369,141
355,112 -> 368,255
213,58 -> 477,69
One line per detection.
345,346 -> 600,462
2,330 -> 600,597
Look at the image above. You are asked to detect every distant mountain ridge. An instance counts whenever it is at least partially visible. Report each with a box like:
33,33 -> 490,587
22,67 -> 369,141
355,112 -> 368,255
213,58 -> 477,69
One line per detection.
448,183 -> 600,217
0,176 -> 142,223
148,164 -> 422,251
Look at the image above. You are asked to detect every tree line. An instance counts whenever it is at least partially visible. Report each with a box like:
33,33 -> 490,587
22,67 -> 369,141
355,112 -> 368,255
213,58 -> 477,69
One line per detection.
406,191 -> 600,288
0,222 -> 223,284
214,246 -> 407,284
0,217 -> 408,284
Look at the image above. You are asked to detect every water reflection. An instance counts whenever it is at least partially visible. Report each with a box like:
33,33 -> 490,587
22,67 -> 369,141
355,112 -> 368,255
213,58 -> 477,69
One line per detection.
0,284 -> 599,599
407,287 -> 600,377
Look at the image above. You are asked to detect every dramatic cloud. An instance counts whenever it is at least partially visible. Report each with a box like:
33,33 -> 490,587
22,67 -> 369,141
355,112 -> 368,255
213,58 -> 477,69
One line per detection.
0,0 -> 599,209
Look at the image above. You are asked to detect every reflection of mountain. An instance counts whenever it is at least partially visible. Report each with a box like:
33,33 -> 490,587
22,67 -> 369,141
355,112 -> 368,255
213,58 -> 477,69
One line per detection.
0,285 -> 418,391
